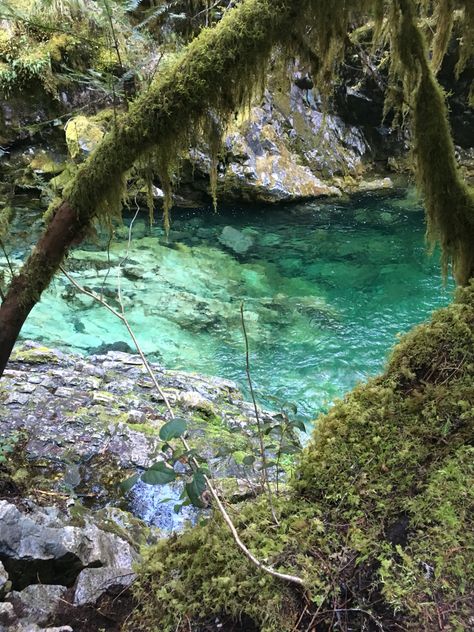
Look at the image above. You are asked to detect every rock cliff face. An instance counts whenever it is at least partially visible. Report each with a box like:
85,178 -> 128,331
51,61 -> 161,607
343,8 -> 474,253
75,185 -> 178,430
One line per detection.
182,83 -> 382,204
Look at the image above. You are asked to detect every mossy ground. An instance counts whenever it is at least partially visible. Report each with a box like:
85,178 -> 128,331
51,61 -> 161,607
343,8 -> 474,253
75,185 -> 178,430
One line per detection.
129,283 -> 474,632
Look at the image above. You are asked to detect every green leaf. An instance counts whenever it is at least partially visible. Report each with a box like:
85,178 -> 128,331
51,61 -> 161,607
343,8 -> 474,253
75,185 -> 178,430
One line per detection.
185,470 -> 207,508
279,444 -> 300,455
290,419 -> 307,433
159,418 -> 187,441
242,455 -> 255,466
142,461 -> 176,485
120,473 -> 139,493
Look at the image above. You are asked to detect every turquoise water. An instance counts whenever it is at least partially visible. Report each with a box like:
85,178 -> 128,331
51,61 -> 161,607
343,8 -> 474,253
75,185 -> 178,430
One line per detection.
7,190 -> 454,418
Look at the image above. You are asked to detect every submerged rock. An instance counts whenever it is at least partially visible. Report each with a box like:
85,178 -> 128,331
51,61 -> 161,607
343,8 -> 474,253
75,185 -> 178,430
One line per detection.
218,225 -> 254,254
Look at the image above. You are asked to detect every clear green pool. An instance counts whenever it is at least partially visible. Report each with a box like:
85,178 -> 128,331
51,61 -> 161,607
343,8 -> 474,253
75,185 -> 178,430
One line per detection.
11,190 -> 454,418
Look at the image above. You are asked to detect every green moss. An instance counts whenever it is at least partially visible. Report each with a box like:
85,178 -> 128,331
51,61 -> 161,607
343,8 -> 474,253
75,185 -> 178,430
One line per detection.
129,496 -> 304,632
10,345 -> 60,364
381,446 -> 474,627
65,115 -> 106,161
0,205 -> 13,242
130,284 -> 474,631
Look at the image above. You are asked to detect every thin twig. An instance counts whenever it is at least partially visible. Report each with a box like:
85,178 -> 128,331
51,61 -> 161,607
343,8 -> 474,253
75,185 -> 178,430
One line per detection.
0,238 -> 14,279
101,0 -> 124,72
59,272 -> 304,589
240,301 -> 279,525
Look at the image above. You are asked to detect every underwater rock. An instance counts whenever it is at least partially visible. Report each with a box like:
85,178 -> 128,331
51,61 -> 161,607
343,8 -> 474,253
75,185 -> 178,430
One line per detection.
89,340 -> 134,355
218,225 -> 254,254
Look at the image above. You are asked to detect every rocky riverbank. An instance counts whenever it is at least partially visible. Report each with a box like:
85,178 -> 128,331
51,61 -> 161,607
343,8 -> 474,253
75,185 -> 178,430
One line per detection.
0,341 -> 293,631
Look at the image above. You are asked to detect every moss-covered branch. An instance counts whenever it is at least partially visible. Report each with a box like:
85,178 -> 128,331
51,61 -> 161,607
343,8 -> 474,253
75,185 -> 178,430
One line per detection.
0,0 -> 472,375
0,0 -> 308,375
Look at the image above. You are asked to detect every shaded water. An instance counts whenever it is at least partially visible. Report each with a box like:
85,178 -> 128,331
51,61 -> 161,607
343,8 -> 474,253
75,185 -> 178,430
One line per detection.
7,190 -> 454,418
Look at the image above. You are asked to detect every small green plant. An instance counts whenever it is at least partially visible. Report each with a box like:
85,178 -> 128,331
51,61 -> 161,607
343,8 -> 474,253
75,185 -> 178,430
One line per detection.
121,416 -> 211,512
0,430 -> 25,465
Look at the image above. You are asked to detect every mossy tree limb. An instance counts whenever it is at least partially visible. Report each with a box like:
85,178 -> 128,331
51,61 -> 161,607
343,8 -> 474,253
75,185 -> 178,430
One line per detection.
0,0 -> 473,376
0,0 -> 306,376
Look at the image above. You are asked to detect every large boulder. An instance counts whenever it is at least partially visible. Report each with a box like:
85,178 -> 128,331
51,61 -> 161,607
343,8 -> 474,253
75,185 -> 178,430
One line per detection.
8,585 -> 67,626
73,566 -> 136,606
0,500 -> 138,590
64,115 -> 105,160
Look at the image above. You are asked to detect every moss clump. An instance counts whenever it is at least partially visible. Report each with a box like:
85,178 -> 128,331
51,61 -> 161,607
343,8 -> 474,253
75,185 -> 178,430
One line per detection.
381,446 -> 474,626
129,496 -> 305,632
129,284 -> 474,631
65,115 -> 106,161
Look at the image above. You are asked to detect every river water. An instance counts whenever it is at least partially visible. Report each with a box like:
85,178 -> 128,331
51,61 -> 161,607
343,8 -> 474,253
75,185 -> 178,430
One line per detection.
5,189 -> 454,419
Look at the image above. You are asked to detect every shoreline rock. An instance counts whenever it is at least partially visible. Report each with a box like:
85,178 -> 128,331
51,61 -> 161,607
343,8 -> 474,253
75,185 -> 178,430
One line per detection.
0,340 -> 293,630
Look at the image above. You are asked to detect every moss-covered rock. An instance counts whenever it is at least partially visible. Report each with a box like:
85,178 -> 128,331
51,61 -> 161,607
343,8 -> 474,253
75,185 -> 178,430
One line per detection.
129,283 -> 474,631
65,115 -> 106,161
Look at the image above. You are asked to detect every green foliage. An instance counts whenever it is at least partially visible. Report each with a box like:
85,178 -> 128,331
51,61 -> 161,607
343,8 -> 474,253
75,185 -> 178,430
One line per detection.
141,461 -> 177,484
0,0 -> 151,98
0,430 -> 24,465
159,417 -> 187,441
130,283 -> 474,631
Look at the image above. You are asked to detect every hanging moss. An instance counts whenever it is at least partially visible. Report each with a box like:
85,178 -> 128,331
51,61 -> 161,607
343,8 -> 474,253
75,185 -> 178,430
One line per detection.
37,0 -> 469,283
61,0 -> 390,228
0,205 -> 13,242
388,0 -> 474,285
430,0 -> 454,74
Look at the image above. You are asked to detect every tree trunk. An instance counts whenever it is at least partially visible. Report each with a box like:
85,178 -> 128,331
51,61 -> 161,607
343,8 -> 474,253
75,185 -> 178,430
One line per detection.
0,201 -> 82,373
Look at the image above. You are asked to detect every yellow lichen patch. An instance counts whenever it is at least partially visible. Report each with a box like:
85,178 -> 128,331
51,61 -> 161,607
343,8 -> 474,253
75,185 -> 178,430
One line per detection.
65,115 -> 106,161
10,346 -> 60,364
